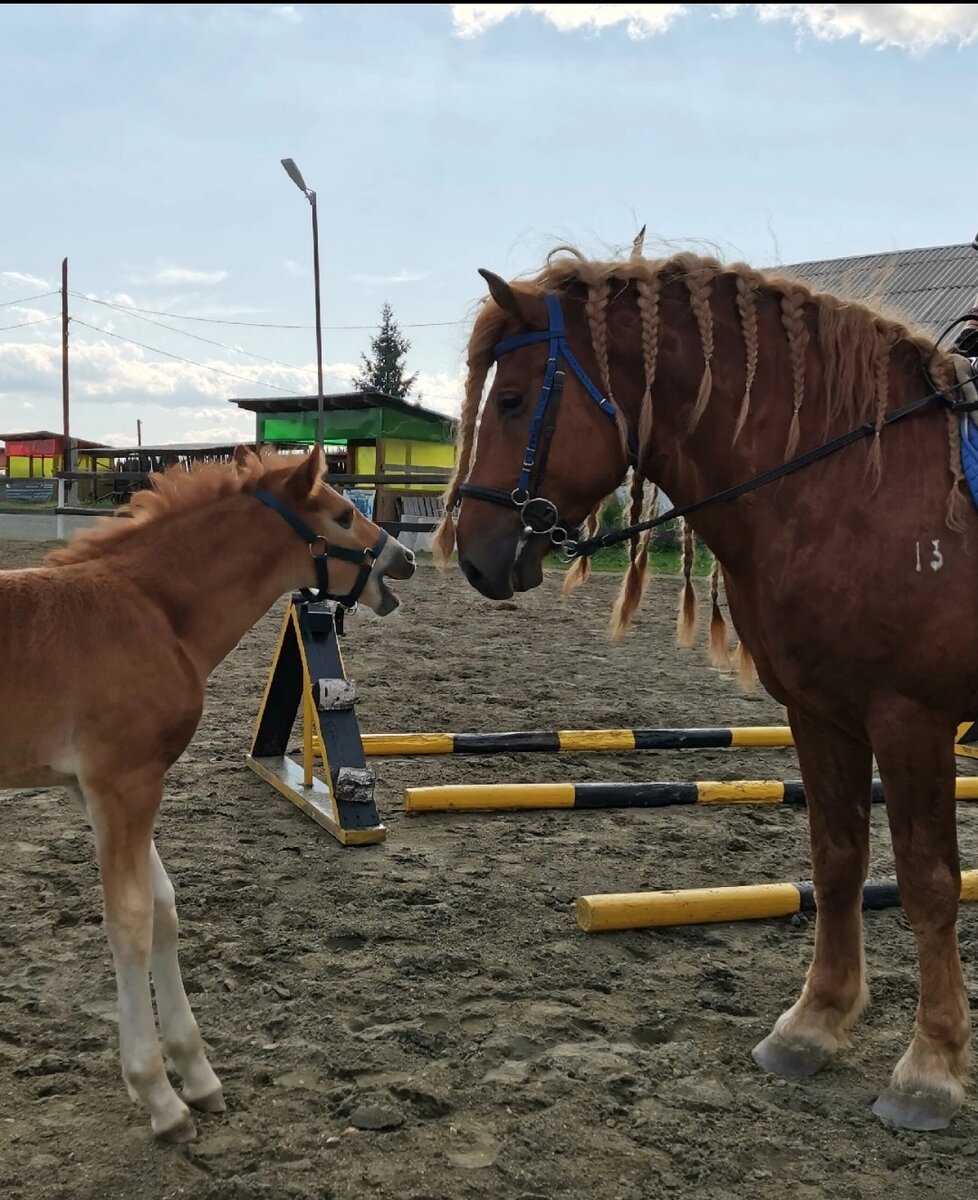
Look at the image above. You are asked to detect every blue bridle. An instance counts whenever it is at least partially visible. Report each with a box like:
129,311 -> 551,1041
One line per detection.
458,294 -> 637,548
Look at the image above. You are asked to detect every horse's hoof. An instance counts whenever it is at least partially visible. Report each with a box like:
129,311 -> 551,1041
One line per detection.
188,1087 -> 226,1114
156,1113 -> 198,1144
872,1087 -> 959,1132
752,1031 -> 834,1078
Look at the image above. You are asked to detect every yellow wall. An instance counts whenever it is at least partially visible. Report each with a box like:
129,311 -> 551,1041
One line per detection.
354,445 -> 377,475
9,453 -> 60,478
380,438 -> 455,491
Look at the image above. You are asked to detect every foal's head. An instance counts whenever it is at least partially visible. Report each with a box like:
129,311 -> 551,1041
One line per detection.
236,446 -> 416,615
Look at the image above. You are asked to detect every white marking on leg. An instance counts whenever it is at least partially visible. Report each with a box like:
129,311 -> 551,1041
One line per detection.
149,842 -> 223,1107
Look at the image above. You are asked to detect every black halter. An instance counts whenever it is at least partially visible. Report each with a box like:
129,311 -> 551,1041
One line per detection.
251,487 -> 388,608
458,294 -> 637,552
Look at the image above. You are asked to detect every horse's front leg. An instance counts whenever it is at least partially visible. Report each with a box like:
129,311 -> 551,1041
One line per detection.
83,770 -> 197,1142
149,840 -> 224,1114
869,700 -> 970,1131
753,708 -> 873,1076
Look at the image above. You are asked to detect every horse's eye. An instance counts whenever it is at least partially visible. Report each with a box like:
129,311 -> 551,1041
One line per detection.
498,392 -> 523,414
337,509 -> 354,529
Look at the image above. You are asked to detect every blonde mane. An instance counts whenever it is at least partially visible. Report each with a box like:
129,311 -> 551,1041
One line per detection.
436,248 -> 963,667
46,449 -> 298,567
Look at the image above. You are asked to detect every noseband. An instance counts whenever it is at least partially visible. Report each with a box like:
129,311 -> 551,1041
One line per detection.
458,294 -> 637,552
251,487 -> 388,608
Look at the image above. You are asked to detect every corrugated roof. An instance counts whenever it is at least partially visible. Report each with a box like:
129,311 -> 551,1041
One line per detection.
0,430 -> 108,448
773,242 -> 978,335
228,387 -> 454,425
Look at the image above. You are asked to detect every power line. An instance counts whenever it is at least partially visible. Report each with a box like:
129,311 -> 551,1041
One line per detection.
0,289 -> 59,309
70,294 -> 319,379
0,315 -> 60,332
71,318 -> 305,395
69,290 -> 464,331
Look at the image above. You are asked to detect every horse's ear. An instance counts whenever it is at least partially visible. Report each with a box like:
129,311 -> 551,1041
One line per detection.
233,444 -> 259,471
286,445 -> 324,499
478,268 -> 524,320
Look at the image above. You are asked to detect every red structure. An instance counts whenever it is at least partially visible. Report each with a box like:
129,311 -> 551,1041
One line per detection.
0,430 -> 106,478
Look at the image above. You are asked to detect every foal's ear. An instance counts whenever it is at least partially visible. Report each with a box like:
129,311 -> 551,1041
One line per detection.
233,444 -> 259,470
286,445 -> 325,499
478,268 -> 526,321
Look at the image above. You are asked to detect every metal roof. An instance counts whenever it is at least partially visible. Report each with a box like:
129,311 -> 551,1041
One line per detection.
79,442 -> 247,458
0,430 -> 108,448
228,388 -> 454,426
774,242 -> 978,334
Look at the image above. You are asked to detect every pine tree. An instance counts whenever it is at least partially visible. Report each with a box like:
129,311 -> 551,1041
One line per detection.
352,302 -> 419,399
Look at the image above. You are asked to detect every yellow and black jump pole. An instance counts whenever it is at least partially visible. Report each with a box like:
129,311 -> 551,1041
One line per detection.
246,594 -> 385,846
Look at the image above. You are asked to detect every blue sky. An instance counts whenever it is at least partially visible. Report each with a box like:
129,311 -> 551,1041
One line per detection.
2,3 -> 977,447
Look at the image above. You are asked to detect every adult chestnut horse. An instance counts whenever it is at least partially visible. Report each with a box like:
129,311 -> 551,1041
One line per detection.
437,248 -> 978,1131
0,445 -> 415,1141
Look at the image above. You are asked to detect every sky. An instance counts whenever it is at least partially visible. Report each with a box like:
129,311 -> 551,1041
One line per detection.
2,2 -> 978,448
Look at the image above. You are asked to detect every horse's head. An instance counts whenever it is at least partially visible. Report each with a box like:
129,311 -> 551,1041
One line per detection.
238,446 -> 416,615
452,269 -> 629,599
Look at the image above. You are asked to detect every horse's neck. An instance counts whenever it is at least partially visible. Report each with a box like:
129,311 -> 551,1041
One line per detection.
114,498 -> 298,675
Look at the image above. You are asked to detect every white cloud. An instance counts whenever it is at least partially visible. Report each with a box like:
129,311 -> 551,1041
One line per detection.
412,369 -> 464,417
1,270 -> 51,291
284,258 -> 307,278
744,4 -> 978,51
0,327 -> 360,415
350,269 -> 432,286
452,3 -> 687,39
452,3 -> 978,50
128,266 -> 230,287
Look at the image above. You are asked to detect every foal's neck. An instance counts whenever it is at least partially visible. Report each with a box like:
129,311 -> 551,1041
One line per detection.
118,497 -> 301,676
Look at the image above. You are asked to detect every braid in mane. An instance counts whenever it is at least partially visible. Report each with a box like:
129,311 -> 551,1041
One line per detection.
677,517 -> 697,648
733,272 -> 760,444
607,274 -> 664,640
433,304 -> 500,566
780,287 -> 809,459
708,556 -> 733,669
867,323 -> 898,491
685,269 -> 715,435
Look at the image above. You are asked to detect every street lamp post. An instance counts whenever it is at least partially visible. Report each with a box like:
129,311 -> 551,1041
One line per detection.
281,157 -> 325,453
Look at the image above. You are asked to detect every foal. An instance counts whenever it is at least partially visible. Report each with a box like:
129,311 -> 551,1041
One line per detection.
0,445 -> 415,1141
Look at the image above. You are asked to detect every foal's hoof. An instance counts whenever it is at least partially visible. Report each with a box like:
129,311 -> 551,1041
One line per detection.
188,1087 -> 226,1114
156,1113 -> 198,1145
872,1087 -> 960,1132
752,1032 -> 834,1078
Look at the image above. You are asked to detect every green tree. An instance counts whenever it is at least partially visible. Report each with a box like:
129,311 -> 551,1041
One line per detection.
353,302 -> 419,399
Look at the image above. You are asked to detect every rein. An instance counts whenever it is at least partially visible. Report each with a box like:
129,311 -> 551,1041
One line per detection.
458,294 -> 978,562
251,487 -> 388,607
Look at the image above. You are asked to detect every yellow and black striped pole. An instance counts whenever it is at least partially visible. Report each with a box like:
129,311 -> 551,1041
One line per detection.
361,725 -> 794,757
576,870 -> 978,932
404,776 -> 978,813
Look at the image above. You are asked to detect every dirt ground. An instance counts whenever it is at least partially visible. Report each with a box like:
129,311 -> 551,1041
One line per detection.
3,537 -> 978,1200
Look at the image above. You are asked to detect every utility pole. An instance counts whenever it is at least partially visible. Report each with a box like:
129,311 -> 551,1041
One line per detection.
61,258 -> 71,497
137,419 -> 142,447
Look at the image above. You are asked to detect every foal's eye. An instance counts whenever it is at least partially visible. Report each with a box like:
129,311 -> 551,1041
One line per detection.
498,392 -> 523,414
337,509 -> 354,529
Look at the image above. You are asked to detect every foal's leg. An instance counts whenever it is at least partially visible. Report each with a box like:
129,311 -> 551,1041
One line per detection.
753,710 -> 873,1076
149,841 -> 224,1113
84,772 -> 196,1142
870,703 -> 970,1131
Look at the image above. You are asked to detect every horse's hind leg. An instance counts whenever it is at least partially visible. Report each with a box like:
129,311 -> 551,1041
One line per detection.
753,709 -> 873,1077
149,841 -> 224,1113
869,700 -> 970,1131
83,770 -> 196,1142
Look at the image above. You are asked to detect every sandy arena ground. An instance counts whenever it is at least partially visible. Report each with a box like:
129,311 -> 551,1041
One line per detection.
3,536 -> 978,1200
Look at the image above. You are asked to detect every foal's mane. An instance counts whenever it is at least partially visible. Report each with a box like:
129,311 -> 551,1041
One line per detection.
435,247 -> 963,669
46,450 -> 292,566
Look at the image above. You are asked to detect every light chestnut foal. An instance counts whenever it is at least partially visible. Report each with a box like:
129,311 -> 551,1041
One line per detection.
0,445 -> 415,1142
